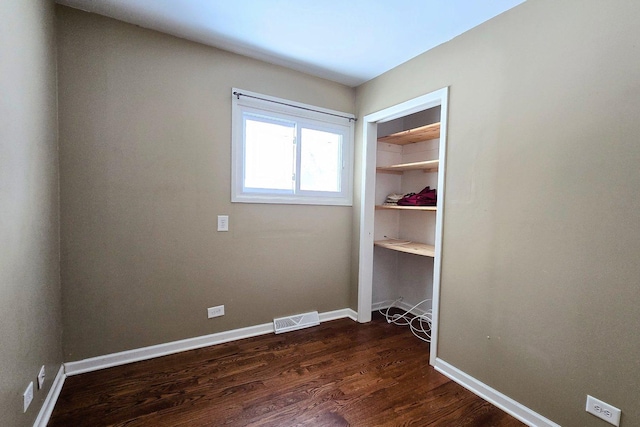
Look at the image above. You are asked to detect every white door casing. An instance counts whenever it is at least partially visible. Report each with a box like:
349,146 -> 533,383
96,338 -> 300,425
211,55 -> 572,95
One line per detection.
357,87 -> 448,366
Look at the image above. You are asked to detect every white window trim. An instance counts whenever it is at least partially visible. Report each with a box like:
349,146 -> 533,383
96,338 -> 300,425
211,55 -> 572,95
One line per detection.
231,88 -> 355,206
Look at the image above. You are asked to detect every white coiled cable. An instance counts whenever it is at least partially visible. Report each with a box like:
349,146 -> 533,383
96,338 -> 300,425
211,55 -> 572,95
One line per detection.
378,297 -> 433,343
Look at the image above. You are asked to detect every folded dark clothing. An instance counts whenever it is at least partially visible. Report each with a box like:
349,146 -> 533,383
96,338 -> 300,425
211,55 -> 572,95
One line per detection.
397,186 -> 436,206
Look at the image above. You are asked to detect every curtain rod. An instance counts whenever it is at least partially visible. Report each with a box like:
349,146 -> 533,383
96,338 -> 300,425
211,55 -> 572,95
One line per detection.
233,91 -> 357,122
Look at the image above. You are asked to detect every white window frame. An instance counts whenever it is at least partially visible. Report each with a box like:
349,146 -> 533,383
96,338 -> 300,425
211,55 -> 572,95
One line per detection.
231,88 -> 354,206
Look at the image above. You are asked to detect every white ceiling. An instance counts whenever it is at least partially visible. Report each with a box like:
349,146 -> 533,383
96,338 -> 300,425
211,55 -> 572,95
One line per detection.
56,0 -> 525,87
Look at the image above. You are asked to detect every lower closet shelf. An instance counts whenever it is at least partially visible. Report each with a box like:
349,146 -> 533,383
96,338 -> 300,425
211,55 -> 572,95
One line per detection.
374,239 -> 435,257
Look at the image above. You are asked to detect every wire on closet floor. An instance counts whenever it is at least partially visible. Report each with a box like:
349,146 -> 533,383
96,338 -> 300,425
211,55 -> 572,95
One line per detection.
378,297 -> 433,343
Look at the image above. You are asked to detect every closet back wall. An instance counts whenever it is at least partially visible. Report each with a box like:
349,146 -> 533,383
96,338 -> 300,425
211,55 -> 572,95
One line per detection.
57,6 -> 355,361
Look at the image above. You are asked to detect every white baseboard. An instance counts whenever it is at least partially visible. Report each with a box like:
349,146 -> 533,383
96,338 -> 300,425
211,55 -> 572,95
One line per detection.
319,308 -> 357,322
371,300 -> 391,312
33,364 -> 65,427
65,308 -> 357,377
434,358 -> 560,427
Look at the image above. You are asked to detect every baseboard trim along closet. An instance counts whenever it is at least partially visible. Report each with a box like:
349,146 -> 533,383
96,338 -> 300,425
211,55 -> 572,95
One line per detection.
33,364 -> 66,427
64,308 -> 357,377
434,359 -> 561,427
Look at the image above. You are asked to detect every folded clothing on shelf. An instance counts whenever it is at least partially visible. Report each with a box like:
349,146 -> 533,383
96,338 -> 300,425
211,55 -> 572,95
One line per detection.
383,193 -> 405,205
397,186 -> 437,206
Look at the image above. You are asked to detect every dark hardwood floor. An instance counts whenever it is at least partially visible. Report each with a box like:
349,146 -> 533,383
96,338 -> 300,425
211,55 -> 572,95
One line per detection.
49,313 -> 525,426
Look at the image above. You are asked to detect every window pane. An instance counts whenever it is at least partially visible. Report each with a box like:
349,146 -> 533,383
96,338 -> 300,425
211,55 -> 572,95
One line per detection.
244,115 -> 295,191
300,128 -> 342,192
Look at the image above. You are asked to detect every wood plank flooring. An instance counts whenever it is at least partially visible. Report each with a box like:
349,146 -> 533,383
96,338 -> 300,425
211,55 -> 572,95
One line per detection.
49,313 -> 525,426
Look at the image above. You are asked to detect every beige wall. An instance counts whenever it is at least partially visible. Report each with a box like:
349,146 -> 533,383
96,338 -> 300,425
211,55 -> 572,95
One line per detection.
356,0 -> 640,425
56,6 -> 356,361
0,1 -> 62,426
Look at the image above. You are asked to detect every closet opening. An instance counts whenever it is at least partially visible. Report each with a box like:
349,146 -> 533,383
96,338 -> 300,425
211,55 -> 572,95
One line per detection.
357,88 -> 448,366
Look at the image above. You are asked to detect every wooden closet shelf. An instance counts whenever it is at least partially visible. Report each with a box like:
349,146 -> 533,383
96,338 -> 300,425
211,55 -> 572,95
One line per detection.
374,239 -> 435,257
377,159 -> 439,174
377,122 -> 440,145
375,205 -> 436,211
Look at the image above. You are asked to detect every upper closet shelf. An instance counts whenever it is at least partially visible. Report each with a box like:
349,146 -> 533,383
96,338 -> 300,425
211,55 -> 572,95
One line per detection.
376,159 -> 439,174
377,122 -> 440,145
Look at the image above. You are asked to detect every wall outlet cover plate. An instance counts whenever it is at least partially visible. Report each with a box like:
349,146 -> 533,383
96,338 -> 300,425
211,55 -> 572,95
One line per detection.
37,365 -> 45,389
207,305 -> 225,318
217,215 -> 229,232
586,395 -> 621,426
23,382 -> 34,413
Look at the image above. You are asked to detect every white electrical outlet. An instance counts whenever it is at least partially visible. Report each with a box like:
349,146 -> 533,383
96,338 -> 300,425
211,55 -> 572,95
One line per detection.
207,305 -> 225,318
23,382 -> 33,413
37,365 -> 45,389
586,395 -> 621,426
217,215 -> 229,232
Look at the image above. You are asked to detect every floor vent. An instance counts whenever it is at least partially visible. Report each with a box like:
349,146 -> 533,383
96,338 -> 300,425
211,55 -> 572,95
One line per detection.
273,311 -> 320,334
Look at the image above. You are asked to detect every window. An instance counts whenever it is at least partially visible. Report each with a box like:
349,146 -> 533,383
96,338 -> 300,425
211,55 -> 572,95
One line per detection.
231,88 -> 354,205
